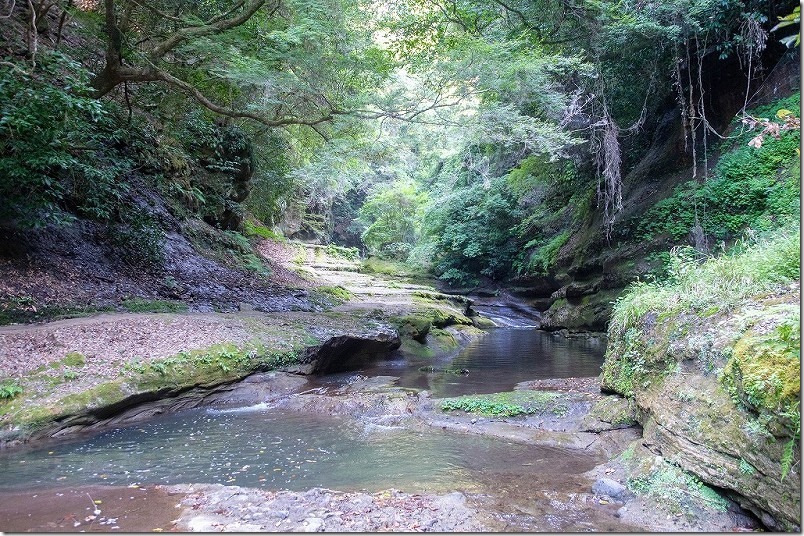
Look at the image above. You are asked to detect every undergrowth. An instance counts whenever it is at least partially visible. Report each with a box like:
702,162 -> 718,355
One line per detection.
638,93 -> 800,242
610,225 -> 800,335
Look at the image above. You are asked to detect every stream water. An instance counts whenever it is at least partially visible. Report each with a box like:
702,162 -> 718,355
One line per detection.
0,406 -> 596,494
0,326 -> 612,530
351,327 -> 605,398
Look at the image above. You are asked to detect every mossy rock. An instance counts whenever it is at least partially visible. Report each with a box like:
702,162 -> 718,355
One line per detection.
391,314 -> 432,342
470,315 -> 497,329
582,395 -> 638,431
721,318 -> 800,434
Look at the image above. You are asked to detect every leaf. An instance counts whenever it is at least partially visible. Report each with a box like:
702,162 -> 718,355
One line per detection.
776,109 -> 794,119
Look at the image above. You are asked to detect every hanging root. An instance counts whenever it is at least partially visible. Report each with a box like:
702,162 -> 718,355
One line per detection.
594,111 -> 623,242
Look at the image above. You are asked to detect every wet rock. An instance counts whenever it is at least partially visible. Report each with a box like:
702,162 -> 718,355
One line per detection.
592,478 -> 627,500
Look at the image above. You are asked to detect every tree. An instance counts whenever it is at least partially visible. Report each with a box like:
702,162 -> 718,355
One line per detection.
88,0 -> 361,127
358,180 -> 428,259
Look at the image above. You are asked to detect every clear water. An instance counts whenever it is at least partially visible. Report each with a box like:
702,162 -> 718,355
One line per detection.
0,406 -> 597,494
358,328 -> 606,398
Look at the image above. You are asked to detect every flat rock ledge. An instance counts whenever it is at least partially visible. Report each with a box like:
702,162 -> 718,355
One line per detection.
164,483 -> 487,532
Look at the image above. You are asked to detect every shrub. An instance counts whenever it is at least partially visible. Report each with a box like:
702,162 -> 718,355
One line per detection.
0,380 -> 23,400
638,93 -> 801,242
0,53 -> 130,227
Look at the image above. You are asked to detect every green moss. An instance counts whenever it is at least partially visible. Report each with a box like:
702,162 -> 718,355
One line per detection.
59,381 -> 129,415
243,220 -> 285,241
311,285 -> 354,306
627,459 -> 729,515
470,315 -> 497,329
360,257 -> 428,279
61,352 -> 86,367
440,390 -> 567,417
390,314 -> 432,342
121,298 -> 188,314
587,396 -> 638,426
721,312 -> 800,435
128,342 -> 304,391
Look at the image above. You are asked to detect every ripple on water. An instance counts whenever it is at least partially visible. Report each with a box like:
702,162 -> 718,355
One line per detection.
0,406 -> 599,496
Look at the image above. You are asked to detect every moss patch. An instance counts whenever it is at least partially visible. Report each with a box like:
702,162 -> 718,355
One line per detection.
390,314 -> 432,342
440,390 -> 568,417
721,309 -> 800,434
61,352 -> 86,368
626,457 -> 729,518
120,298 -> 189,314
125,342 -> 302,391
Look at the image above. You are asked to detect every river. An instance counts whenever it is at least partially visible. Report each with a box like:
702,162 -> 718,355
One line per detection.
0,325 -> 616,531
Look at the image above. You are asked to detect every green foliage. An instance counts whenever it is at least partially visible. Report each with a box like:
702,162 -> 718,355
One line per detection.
521,230 -> 571,276
422,175 -> 523,285
638,93 -> 801,242
0,380 -> 23,400
610,226 -> 800,337
0,53 -> 129,227
440,390 -> 567,417
63,370 -> 80,381
358,180 -> 428,260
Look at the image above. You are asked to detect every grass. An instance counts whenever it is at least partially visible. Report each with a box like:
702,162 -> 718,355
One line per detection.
610,226 -> 800,336
440,390 -> 567,417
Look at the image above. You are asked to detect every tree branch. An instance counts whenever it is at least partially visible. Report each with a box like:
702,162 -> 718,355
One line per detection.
147,0 -> 273,59
141,66 -> 340,127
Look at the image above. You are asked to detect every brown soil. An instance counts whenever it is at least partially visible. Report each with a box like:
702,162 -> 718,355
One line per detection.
0,485 -> 184,532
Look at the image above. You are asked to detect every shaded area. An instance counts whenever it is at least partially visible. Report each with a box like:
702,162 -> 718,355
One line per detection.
360,328 -> 606,398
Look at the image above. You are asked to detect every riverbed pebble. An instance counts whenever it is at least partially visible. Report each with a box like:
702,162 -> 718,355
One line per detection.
164,484 -> 487,532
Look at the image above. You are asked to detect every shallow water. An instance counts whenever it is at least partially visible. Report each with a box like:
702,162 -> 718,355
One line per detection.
359,328 -> 606,398
0,406 -> 597,495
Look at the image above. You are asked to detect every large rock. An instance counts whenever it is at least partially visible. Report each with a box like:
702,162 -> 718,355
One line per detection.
289,330 -> 401,375
601,284 -> 801,531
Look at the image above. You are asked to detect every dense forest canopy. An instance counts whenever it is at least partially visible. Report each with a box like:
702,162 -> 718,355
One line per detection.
0,0 -> 799,285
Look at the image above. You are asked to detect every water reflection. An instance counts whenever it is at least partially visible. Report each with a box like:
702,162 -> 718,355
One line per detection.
364,328 -> 605,398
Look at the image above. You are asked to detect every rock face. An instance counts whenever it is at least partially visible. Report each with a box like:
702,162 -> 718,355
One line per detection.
289,330 -> 401,375
601,284 -> 801,531
514,51 -> 800,333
